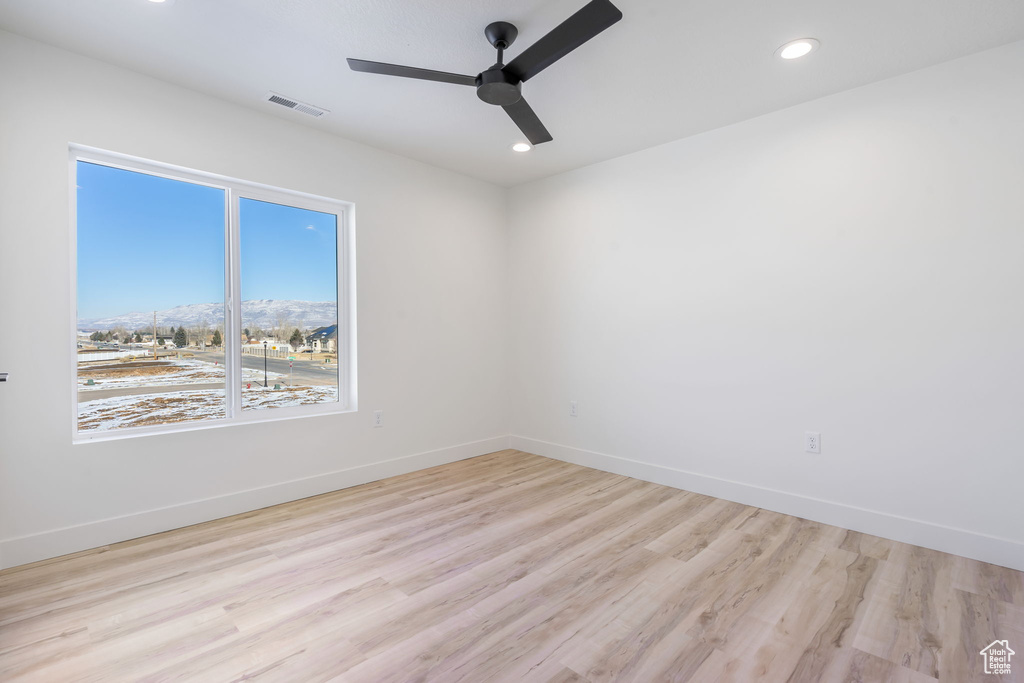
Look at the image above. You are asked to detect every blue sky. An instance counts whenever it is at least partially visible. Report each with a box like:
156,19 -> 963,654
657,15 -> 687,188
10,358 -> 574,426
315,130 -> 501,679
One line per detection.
239,198 -> 338,304
76,162 -> 338,320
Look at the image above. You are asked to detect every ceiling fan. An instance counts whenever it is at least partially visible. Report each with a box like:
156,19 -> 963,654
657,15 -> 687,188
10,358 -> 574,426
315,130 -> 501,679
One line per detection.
347,0 -> 623,146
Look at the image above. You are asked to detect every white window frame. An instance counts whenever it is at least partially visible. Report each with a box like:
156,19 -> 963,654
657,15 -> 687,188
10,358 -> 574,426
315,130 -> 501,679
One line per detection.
70,144 -> 357,443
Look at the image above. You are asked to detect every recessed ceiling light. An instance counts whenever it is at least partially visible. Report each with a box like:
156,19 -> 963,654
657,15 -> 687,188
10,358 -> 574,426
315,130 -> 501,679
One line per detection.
776,38 -> 820,60
511,142 -> 532,153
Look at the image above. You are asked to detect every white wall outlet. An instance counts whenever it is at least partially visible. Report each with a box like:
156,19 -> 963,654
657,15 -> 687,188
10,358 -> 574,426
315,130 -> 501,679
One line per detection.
805,431 -> 820,454
569,400 -> 578,417
373,410 -> 383,428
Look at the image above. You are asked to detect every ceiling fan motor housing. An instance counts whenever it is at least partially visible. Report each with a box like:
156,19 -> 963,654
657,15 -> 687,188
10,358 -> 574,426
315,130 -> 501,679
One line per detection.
476,68 -> 522,106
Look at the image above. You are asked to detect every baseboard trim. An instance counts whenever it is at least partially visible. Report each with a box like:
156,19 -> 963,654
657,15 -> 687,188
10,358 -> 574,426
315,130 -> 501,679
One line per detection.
511,435 -> 1024,572
0,435 -> 511,570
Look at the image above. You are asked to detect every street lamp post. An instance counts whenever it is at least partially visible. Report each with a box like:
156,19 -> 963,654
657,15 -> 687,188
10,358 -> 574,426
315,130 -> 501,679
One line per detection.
263,341 -> 268,387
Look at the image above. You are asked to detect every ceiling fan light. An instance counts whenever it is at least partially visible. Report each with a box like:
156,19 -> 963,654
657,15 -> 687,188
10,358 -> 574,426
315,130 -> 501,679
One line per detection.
512,142 -> 532,152
776,38 -> 819,60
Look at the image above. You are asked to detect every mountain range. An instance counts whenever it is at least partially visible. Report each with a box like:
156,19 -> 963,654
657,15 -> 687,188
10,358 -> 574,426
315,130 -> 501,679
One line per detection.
79,300 -> 337,331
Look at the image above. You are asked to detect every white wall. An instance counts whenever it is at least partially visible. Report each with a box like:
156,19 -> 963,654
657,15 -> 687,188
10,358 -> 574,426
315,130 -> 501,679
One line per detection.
0,31 -> 509,569
2,28 -> 1021,573
508,42 -> 1024,570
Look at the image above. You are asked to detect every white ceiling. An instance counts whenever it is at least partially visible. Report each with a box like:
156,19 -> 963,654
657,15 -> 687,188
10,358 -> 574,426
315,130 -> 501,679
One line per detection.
2,0 -> 1023,186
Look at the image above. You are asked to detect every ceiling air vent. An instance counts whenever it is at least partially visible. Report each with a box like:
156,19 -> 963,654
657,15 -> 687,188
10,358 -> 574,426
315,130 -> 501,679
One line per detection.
265,92 -> 329,118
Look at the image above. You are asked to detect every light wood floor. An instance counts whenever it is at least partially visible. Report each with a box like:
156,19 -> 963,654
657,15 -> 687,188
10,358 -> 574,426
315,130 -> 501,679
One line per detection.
1,450 -> 1021,682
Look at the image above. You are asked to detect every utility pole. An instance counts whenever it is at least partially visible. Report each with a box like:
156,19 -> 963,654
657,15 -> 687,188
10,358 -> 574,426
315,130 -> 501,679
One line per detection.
263,341 -> 268,387
153,311 -> 157,359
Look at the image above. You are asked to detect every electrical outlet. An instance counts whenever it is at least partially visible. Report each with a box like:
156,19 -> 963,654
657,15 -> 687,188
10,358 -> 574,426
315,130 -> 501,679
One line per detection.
569,400 -> 578,417
805,431 -> 820,454
373,410 -> 383,428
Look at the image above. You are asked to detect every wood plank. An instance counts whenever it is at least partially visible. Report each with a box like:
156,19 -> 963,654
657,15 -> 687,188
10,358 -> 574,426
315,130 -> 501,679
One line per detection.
1,450 -> 1020,682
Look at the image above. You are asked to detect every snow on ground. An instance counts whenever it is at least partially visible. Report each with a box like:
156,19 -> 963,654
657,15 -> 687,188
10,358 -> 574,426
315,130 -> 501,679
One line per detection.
242,366 -> 285,383
78,357 -> 281,391
78,386 -> 340,432
78,389 -> 228,432
241,385 -> 338,411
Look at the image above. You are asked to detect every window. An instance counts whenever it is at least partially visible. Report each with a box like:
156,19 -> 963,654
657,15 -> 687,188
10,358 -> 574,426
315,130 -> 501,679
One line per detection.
72,146 -> 354,440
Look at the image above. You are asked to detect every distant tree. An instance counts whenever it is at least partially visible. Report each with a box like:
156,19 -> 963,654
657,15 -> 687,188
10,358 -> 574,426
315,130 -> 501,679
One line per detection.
173,326 -> 187,348
289,328 -> 304,350
194,320 -> 210,349
243,328 -> 251,339
274,315 -> 296,344
90,331 -> 103,342
104,331 -> 113,342
135,332 -> 143,343
211,330 -> 222,347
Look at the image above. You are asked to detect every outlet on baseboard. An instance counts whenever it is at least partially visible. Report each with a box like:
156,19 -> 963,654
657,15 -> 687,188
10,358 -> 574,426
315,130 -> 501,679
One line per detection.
569,400 -> 578,418
805,431 -> 820,454
373,410 -> 383,428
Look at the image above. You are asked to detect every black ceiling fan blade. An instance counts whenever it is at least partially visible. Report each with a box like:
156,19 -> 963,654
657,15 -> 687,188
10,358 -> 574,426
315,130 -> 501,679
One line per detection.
347,58 -> 478,87
504,0 -> 622,83
502,96 -> 553,145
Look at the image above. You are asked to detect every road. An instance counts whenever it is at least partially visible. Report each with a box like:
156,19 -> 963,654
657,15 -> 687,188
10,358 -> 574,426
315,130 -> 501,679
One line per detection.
80,382 -> 225,402
192,349 -> 338,386
77,350 -> 338,403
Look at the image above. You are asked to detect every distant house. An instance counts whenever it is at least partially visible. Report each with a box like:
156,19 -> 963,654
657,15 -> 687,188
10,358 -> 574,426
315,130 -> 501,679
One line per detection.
306,325 -> 338,353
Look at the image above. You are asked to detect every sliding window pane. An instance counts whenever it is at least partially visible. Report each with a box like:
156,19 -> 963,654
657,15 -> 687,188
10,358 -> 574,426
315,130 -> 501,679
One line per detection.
76,162 -> 226,432
239,198 -> 339,411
